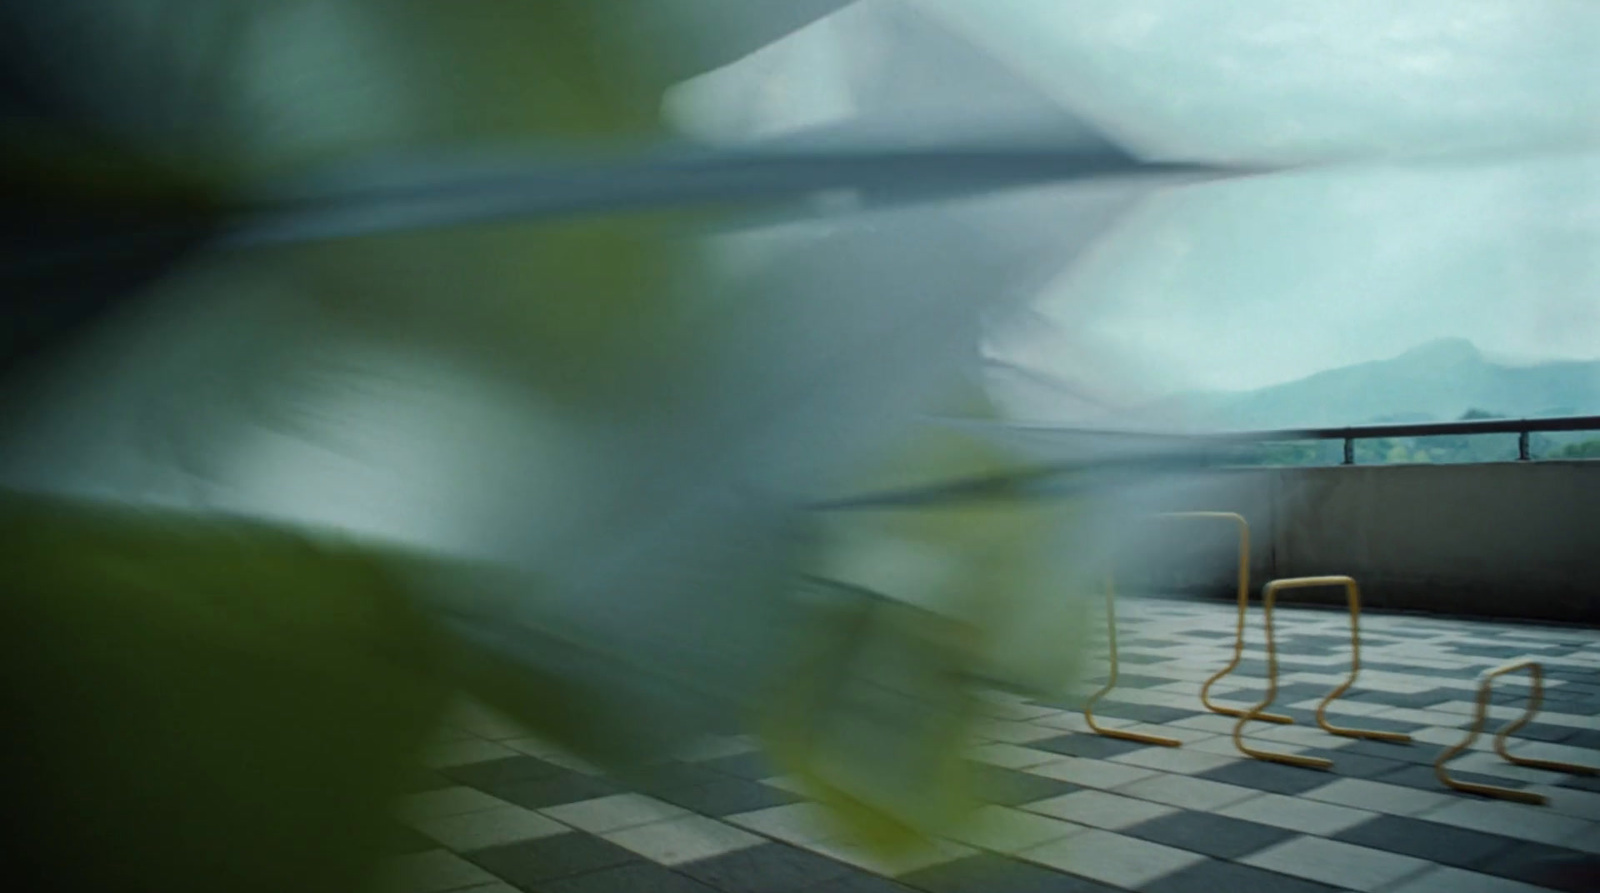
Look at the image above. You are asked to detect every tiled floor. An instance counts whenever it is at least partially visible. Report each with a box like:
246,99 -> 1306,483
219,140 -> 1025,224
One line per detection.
386,597 -> 1600,892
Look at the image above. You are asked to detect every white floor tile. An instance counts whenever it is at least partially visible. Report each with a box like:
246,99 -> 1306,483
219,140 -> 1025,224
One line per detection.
1300,778 -> 1455,817
1186,734 -> 1314,758
1113,773 -> 1263,811
1109,745 -> 1239,775
1019,789 -> 1178,830
1026,756 -> 1160,789
1166,713 -> 1247,734
1020,828 -> 1206,889
1386,865 -> 1554,893
539,794 -> 690,833
725,802 -> 839,844
1522,785 -> 1600,821
807,837 -> 976,877
1242,836 -> 1432,892
971,742 -> 1060,769
1218,792 -> 1377,835
976,720 -> 1067,744
410,805 -> 568,851
1420,797 -> 1592,846
603,815 -> 764,865
947,806 -> 1089,853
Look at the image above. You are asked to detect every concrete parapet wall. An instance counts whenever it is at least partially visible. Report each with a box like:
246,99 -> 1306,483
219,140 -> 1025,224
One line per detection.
1112,462 -> 1600,624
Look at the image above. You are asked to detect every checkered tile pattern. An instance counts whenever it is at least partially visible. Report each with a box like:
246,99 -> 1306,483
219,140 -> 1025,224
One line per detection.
385,597 -> 1600,893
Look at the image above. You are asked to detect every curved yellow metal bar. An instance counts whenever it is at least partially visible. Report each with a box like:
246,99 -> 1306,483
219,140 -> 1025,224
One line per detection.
1085,572 -> 1182,747
1233,575 -> 1412,769
1158,512 -> 1293,725
1435,659 -> 1598,804
1231,575 -> 1333,769
1304,577 -> 1412,744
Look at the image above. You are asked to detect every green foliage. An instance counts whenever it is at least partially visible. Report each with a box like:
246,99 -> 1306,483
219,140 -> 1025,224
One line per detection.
1557,439 -> 1600,459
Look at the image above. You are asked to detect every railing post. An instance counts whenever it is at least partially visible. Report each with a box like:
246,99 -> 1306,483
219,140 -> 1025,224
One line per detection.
1518,429 -> 1531,461
1342,436 -> 1354,466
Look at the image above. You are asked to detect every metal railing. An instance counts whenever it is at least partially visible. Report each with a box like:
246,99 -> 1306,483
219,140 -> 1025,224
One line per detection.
813,414 -> 1600,511
1238,414 -> 1600,465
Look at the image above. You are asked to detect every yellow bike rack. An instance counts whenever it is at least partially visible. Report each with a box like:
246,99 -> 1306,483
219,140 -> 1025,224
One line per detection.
1434,659 -> 1599,804
1157,512 -> 1293,726
1233,575 -> 1412,769
1085,571 -> 1183,748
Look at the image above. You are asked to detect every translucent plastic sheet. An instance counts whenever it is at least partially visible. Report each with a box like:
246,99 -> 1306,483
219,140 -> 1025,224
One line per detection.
3,0 -> 1591,874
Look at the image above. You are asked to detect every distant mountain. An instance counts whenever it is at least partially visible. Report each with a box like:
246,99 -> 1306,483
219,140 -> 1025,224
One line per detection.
1152,338 -> 1600,430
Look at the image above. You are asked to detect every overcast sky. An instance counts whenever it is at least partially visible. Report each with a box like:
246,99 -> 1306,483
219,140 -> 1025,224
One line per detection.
672,0 -> 1600,403
918,0 -> 1600,394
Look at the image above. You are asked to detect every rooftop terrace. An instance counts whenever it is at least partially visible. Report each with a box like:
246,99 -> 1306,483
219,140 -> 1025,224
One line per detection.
389,595 -> 1600,893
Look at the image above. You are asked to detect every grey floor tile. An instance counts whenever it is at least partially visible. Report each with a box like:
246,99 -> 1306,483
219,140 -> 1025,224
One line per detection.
383,850 -> 498,893
1241,836 -> 1432,891
1268,682 -> 1353,705
1113,773 -> 1261,811
805,871 -> 921,893
1195,760 -> 1334,795
1448,644 -> 1539,659
1020,828 -> 1205,888
1423,797 -> 1592,846
1090,672 -> 1175,689
974,765 -> 1083,806
1319,715 -> 1421,735
1372,763 -> 1526,795
654,776 -> 801,816
1113,651 -> 1167,665
400,768 -> 458,794
537,862 -> 721,893
1475,841 -> 1600,893
1302,750 -> 1409,779
1032,735 -> 1154,760
1121,810 -> 1297,860
639,762 -> 730,793
1140,859 -> 1343,893
1086,703 -> 1198,725
385,823 -> 440,856
410,805 -> 567,851
702,752 -> 780,781
1331,815 -> 1522,869
444,756 -> 567,790
678,842 -> 856,893
900,853 -> 1115,893
1510,723 -> 1583,744
464,832 -> 640,887
1386,864 -> 1567,893
1278,633 -> 1356,648
1348,690 -> 1463,710
488,772 -> 625,810
1342,739 -> 1445,767
1556,773 -> 1600,794
1021,789 -> 1178,831
1216,793 -> 1375,836
1301,778 -> 1455,816
1558,728 -> 1600,750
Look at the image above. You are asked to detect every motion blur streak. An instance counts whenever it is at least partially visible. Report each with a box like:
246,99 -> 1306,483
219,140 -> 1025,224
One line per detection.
0,2 -> 1255,891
